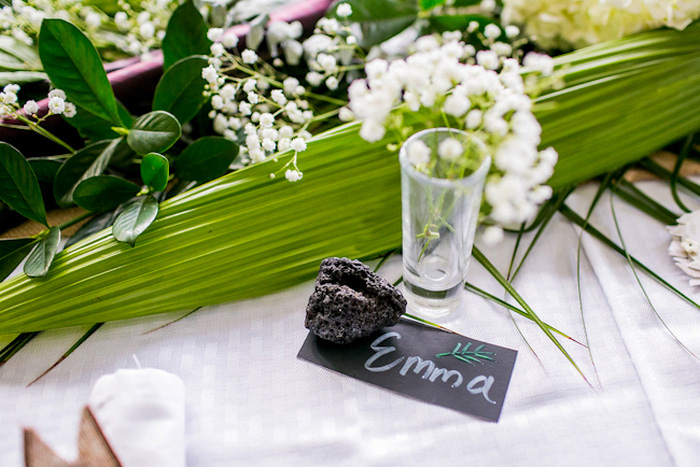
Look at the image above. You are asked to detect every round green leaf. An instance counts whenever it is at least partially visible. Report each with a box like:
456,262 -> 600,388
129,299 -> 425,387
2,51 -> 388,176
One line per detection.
162,0 -> 212,70
53,139 -> 126,207
24,227 -> 61,278
175,137 -> 239,182
153,56 -> 209,124
141,152 -> 169,191
0,142 -> 47,226
39,19 -> 122,126
0,238 -> 36,282
112,195 -> 159,246
127,111 -> 182,155
74,175 -> 141,212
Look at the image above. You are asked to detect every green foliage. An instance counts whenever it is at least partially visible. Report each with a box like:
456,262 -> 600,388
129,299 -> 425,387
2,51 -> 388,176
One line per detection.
28,158 -> 62,184
419,0 -> 445,10
0,143 -> 47,226
65,101 -> 133,142
39,19 -> 123,127
161,0 -> 212,71
0,36 -> 42,71
65,211 -> 116,248
0,238 -> 36,282
127,111 -> 181,155
141,152 -> 169,191
53,139 -> 121,207
24,227 -> 61,278
175,137 -> 238,182
152,56 -> 209,124
112,195 -> 159,246
73,175 -> 141,212
330,0 -> 419,47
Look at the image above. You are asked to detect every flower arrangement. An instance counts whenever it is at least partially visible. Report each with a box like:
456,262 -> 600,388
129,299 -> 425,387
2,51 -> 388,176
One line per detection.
0,0 -> 699,379
502,0 -> 700,49
348,32 -> 559,242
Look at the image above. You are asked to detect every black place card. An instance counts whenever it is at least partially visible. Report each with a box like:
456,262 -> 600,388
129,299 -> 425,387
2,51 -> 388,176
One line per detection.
298,319 -> 517,422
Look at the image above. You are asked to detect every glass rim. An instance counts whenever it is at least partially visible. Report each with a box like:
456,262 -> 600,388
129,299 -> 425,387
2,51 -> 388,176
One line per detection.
399,127 -> 491,188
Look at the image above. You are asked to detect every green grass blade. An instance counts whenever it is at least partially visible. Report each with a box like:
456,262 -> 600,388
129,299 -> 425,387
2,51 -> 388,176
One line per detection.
560,204 -> 700,313
609,185 -> 697,359
472,247 -> 590,385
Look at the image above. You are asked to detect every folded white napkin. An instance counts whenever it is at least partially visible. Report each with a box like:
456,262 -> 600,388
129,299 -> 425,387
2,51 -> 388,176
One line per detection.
89,368 -> 186,467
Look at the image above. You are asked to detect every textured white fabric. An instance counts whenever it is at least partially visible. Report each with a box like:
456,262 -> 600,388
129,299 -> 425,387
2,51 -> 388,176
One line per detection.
1,179 -> 699,466
89,368 -> 186,467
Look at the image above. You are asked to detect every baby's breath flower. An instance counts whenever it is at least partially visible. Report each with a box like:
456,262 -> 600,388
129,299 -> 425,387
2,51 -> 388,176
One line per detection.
438,138 -> 463,161
483,24 -> 501,40
48,96 -> 65,114
23,100 -> 39,115
63,102 -> 77,118
207,28 -> 224,41
241,49 -> 258,64
285,169 -> 303,182
336,3 -> 352,17
222,33 -> 239,49
290,137 -> 307,152
407,140 -> 431,166
338,107 -> 354,122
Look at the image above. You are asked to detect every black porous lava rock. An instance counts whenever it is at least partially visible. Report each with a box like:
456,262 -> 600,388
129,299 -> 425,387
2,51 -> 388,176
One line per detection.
305,257 -> 407,344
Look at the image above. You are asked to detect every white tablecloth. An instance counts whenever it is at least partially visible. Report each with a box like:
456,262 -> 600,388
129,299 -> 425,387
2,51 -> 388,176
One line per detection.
2,180 -> 700,466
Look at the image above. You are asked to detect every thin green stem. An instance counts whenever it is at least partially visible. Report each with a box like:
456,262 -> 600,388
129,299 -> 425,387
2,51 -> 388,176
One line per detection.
15,115 -> 75,153
670,135 -> 695,213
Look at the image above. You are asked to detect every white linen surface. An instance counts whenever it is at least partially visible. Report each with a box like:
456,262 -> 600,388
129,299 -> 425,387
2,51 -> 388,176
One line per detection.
1,180 -> 699,466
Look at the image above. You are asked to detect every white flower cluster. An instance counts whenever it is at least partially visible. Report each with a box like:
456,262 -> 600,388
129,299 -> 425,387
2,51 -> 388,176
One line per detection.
348,33 -> 558,236
502,0 -> 700,50
668,211 -> 700,286
0,84 -> 75,119
202,43 -> 313,181
0,0 -> 177,58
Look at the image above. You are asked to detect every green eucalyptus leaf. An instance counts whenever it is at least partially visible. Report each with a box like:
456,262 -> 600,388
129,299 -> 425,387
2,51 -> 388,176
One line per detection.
161,0 -> 212,70
39,19 -> 123,126
65,101 -> 133,142
0,71 -> 47,86
65,211 -> 116,248
152,55 -> 209,124
0,238 -> 36,282
53,139 -> 124,207
0,143 -> 47,226
73,175 -> 141,212
28,158 -> 62,184
112,195 -> 159,246
176,137 -> 238,182
329,0 -> 419,47
127,111 -> 181,155
24,227 -> 61,278
141,152 -> 169,191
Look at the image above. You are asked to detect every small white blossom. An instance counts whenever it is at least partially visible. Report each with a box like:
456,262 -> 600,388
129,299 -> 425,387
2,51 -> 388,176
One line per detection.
241,49 -> 258,64
23,99 -> 38,115
484,24 -> 501,40
338,107 -> 354,122
48,89 -> 66,100
63,102 -> 76,118
505,25 -> 520,38
336,3 -> 352,17
48,96 -> 65,114
211,42 -> 225,57
483,225 -> 504,245
202,65 -> 218,84
290,137 -> 307,152
207,28 -> 224,41
407,140 -> 431,167
283,77 -> 300,96
325,76 -> 339,90
285,169 -> 303,182
270,89 -> 287,106
306,71 -> 324,87
438,138 -> 464,161
222,33 -> 239,49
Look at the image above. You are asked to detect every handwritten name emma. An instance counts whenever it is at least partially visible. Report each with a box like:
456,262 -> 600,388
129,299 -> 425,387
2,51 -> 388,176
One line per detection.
364,332 -> 497,404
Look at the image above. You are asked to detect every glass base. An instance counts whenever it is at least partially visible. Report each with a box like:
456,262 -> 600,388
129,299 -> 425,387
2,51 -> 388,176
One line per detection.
402,280 -> 464,321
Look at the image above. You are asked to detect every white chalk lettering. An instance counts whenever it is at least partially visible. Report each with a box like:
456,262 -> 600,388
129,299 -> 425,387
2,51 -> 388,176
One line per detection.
466,375 -> 497,404
364,332 -> 404,372
428,368 -> 464,388
399,356 -> 435,379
